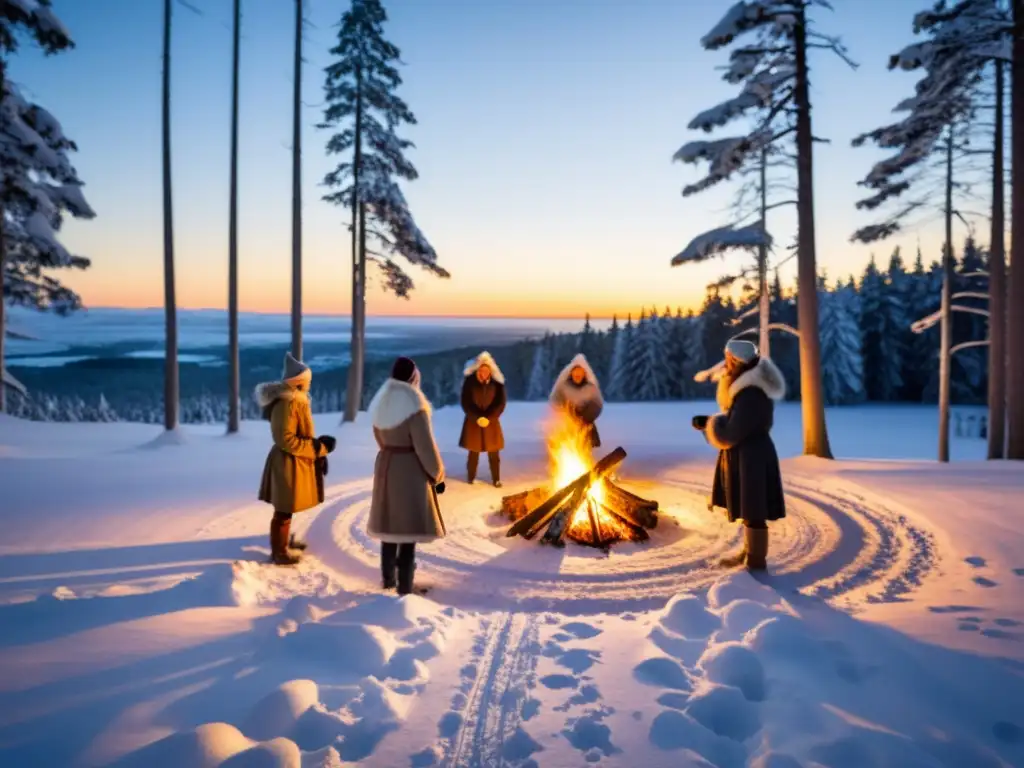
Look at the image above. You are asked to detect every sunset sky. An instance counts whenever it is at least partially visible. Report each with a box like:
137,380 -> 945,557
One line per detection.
12,0 -> 979,319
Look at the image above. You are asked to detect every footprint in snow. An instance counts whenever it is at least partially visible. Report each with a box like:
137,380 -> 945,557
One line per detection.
974,576 -> 999,588
981,628 -> 1024,642
556,648 -> 601,675
540,674 -> 577,690
561,621 -> 602,639
563,711 -> 619,757
1013,568 -> 1024,577
437,711 -> 462,738
994,618 -> 1022,627
965,556 -> 987,567
928,605 -> 982,614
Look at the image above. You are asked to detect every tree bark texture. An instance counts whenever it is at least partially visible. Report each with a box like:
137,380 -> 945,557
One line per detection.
793,10 -> 833,458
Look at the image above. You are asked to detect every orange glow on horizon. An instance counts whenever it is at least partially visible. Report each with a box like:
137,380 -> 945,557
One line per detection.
72,273 -> 707,320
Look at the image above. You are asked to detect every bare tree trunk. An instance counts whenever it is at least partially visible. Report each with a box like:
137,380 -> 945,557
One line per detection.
792,9 -> 832,458
938,128 -> 955,463
989,59 -> 1007,459
343,64 -> 364,423
354,202 -> 368,410
162,0 -> 179,432
0,61 -> 6,414
1009,0 -> 1024,459
758,145 -> 770,358
0,211 -> 6,416
290,0 -> 303,360
226,0 -> 241,434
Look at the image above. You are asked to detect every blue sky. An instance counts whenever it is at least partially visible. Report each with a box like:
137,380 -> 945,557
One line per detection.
10,0 -> 970,318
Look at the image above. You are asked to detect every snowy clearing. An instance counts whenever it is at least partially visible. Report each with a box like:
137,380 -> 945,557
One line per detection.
0,402 -> 1022,768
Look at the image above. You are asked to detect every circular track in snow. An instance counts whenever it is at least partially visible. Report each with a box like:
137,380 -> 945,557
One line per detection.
309,466 -> 940,615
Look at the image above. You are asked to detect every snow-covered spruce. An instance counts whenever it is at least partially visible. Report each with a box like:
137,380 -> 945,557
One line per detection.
320,0 -> 446,296
850,0 -> 1005,244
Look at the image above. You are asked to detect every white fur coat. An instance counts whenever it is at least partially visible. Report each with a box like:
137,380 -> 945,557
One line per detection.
369,379 -> 433,430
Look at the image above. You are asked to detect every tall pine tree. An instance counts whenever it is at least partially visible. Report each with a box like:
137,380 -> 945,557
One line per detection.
1,1 -> 95,412
607,314 -> 634,401
321,0 -> 447,422
819,282 -> 866,405
859,252 -> 905,401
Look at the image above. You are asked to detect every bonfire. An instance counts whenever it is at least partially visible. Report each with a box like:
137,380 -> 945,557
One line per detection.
500,412 -> 658,548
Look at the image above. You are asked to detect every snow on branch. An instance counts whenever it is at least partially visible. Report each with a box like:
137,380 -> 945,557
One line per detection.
687,67 -> 794,132
672,223 -> 771,266
2,367 -> 27,396
701,1 -> 779,50
952,290 -> 988,301
4,326 -> 38,341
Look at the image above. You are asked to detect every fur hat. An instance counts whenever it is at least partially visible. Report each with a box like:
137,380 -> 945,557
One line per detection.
724,339 -> 759,364
282,352 -> 311,385
391,356 -> 418,384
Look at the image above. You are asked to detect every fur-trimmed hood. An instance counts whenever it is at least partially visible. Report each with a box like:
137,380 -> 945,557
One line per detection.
716,357 -> 786,411
369,378 -> 433,430
550,354 -> 601,397
464,351 -> 505,384
254,380 -> 310,410
550,353 -> 603,411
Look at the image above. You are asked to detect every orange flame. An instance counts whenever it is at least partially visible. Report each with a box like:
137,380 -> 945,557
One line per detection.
547,409 -> 605,528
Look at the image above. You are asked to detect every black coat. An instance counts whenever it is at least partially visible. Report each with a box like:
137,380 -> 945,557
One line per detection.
459,376 -> 507,453
706,358 -> 786,524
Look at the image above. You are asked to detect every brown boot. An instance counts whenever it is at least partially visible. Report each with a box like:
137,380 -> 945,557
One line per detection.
718,545 -> 747,568
745,526 -> 768,571
718,526 -> 747,567
270,514 -> 302,566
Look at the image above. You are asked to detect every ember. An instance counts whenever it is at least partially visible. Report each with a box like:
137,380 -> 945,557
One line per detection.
500,415 -> 658,547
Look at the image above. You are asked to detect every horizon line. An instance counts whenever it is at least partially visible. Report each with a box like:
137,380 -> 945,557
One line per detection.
70,304 -> 635,321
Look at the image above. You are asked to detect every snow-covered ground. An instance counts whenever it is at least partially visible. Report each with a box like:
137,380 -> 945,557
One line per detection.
1,401 -> 1022,768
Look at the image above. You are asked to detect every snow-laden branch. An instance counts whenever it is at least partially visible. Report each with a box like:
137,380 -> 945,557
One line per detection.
1,367 -> 27,396
672,222 -> 771,266
3,326 -> 38,341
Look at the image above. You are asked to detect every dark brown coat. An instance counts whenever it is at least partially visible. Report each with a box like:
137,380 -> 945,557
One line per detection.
459,353 -> 507,453
256,380 -> 329,514
705,358 -> 786,524
367,379 -> 447,544
550,354 -> 604,449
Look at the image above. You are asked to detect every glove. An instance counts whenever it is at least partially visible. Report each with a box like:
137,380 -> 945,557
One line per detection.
476,416 -> 490,428
692,415 -> 709,431
318,435 -> 337,453
435,481 -> 446,495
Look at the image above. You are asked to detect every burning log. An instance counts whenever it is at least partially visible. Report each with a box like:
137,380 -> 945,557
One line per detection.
501,446 -> 658,548
505,447 -> 626,539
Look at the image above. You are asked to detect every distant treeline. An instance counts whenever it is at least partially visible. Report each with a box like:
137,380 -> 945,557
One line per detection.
5,240 -> 989,423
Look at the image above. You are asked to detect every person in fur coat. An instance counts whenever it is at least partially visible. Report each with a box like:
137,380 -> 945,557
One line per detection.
367,357 -> 447,595
459,351 -> 507,487
256,353 -> 336,566
692,340 -> 786,571
549,353 -> 604,449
